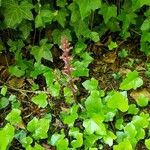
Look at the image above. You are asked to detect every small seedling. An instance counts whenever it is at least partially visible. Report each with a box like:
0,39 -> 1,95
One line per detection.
118,49 -> 128,58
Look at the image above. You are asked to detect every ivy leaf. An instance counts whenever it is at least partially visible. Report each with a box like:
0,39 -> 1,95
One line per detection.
2,0 -> 33,28
145,139 -> 150,149
113,139 -> 133,150
82,78 -> 98,91
52,29 -> 72,45
6,108 -> 22,125
90,32 -> 100,42
57,0 -> 67,7
103,131 -> 116,146
83,119 -> 106,135
30,63 -> 49,79
72,21 -> 91,38
108,41 -> 118,50
141,18 -> 150,31
54,8 -> 68,27
0,123 -> 15,150
1,85 -> 7,96
85,90 -> 105,122
61,104 -> 79,127
106,91 -> 129,112
127,104 -> 139,115
120,70 -> 143,90
50,132 -> 69,150
27,117 -> 50,140
73,61 -> 90,77
75,0 -> 101,20
84,134 -> 99,149
19,21 -> 32,39
21,136 -> 33,148
32,93 -> 48,108
124,123 -> 137,138
31,39 -> 53,63
26,143 -> 45,150
0,97 -> 9,110
118,10 -> 137,38
9,65 -> 25,77
35,9 -> 53,28
74,41 -> 87,55
100,4 -> 117,24
68,2 -> 81,23
132,113 -> 149,129
69,128 -> 83,148
132,0 -> 150,11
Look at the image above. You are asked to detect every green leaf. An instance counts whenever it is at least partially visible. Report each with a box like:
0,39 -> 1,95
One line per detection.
103,131 -> 116,146
74,41 -> 87,55
2,0 -> 33,28
7,39 -> 25,53
85,90 -> 105,122
27,117 -> 50,140
35,9 -> 53,28
6,108 -> 22,125
73,52 -> 93,77
145,139 -> 150,149
26,143 -> 45,150
132,0 -> 150,11
113,139 -> 133,150
84,134 -> 99,149
30,63 -> 49,79
108,41 -> 118,50
83,119 -> 106,135
1,85 -> 7,96
124,123 -> 137,138
19,21 -> 32,39
132,113 -> 149,129
0,97 -> 9,109
82,78 -> 98,91
0,123 -> 15,150
31,39 -> 53,63
54,8 -> 68,27
75,0 -> 101,20
52,29 -> 72,45
21,136 -> 33,148
127,104 -> 139,115
69,128 -> 83,148
118,10 -> 137,38
106,91 -> 129,112
90,32 -> 100,42
61,104 -> 78,127
72,20 -> 91,38
9,65 -> 25,77
68,2 -> 81,23
118,49 -> 128,58
50,132 -> 69,150
141,18 -> 150,31
100,4 -> 117,24
136,95 -> 149,107
32,93 -> 48,108
73,61 -> 90,77
115,118 -> 124,130
120,71 -> 143,90
57,0 -> 67,7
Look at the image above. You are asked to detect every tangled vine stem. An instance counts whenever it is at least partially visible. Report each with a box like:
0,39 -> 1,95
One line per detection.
60,37 -> 77,102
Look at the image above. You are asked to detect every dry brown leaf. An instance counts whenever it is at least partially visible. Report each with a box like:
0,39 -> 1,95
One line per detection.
8,77 -> 24,89
103,52 -> 117,63
119,68 -> 131,76
130,88 -> 150,101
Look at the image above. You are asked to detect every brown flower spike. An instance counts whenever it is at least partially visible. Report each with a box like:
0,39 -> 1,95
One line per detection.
60,37 -> 77,101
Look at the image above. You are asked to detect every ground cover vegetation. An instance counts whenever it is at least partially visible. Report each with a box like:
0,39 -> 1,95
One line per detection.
0,0 -> 150,149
